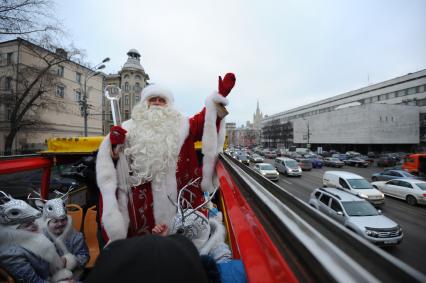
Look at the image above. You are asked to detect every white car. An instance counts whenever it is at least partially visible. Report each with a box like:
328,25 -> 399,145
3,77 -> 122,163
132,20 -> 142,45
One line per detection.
371,178 -> 426,206
253,163 -> 279,181
323,171 -> 384,206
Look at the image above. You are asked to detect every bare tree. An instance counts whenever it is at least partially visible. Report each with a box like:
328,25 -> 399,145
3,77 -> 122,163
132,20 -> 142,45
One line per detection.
0,0 -> 60,39
3,37 -> 81,155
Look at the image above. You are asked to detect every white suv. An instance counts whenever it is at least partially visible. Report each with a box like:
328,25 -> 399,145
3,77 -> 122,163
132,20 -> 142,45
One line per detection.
309,187 -> 403,246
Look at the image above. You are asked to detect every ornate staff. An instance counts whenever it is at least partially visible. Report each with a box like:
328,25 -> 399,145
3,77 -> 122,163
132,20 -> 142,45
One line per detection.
104,85 -> 139,232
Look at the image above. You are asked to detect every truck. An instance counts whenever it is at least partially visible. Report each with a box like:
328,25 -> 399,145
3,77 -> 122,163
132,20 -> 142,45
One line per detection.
402,153 -> 426,176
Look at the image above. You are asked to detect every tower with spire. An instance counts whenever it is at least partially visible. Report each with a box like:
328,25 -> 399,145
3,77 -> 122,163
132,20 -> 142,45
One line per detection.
253,100 -> 263,130
102,49 -> 150,134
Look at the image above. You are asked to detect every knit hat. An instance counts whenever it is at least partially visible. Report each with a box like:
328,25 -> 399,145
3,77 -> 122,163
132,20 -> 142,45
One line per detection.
86,235 -> 209,283
140,84 -> 174,106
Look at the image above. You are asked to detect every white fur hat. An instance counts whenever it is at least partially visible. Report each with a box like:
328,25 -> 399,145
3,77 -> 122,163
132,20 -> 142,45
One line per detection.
141,84 -> 174,106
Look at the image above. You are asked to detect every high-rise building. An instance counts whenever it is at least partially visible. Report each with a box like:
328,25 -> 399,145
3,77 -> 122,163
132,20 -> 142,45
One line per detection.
252,100 -> 263,130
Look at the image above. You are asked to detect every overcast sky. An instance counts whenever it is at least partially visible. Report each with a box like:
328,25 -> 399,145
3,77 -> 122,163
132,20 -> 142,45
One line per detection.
55,0 -> 426,127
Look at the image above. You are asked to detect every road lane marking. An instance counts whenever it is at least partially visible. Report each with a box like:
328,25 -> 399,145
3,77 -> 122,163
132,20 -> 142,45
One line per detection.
280,178 -> 293,185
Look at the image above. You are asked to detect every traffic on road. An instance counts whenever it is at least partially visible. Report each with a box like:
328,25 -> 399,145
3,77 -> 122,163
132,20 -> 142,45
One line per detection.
225,148 -> 426,274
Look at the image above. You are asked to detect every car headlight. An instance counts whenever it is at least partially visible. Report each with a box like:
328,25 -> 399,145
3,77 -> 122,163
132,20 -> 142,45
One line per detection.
359,193 -> 368,199
380,192 -> 384,198
365,229 -> 379,237
261,172 -> 266,176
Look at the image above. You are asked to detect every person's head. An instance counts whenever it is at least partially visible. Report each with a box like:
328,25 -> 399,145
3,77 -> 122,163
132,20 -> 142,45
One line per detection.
47,216 -> 68,236
139,84 -> 174,108
0,192 -> 41,232
147,96 -> 167,107
126,84 -> 182,184
86,235 -> 209,283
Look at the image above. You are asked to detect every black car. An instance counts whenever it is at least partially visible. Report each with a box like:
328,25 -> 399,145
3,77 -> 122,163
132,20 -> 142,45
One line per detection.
323,157 -> 345,168
236,155 -> 250,165
377,155 -> 397,167
344,157 -> 369,167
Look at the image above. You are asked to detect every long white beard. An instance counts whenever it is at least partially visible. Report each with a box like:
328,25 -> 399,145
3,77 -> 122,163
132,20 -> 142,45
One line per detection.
125,102 -> 183,185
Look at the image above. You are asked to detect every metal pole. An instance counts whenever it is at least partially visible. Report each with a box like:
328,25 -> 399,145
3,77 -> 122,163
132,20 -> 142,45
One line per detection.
83,78 -> 88,136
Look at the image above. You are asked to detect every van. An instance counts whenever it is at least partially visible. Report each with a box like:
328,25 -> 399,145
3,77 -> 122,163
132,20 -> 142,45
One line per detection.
402,153 -> 426,176
274,157 -> 302,177
322,171 -> 384,206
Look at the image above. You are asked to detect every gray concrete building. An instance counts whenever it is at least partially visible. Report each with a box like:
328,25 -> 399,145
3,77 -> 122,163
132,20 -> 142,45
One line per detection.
262,69 -> 426,153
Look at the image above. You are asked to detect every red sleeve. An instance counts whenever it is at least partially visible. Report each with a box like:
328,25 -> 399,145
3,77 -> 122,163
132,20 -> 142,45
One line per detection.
189,107 -> 222,141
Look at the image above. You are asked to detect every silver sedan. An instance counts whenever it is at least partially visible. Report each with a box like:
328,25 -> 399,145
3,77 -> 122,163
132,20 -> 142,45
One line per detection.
371,178 -> 426,206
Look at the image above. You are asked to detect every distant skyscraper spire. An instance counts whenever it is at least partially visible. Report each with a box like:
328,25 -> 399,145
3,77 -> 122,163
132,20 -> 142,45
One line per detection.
253,100 -> 263,130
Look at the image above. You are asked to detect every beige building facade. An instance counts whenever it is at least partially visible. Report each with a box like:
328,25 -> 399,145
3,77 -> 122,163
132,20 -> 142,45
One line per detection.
103,49 -> 149,134
0,38 -> 104,154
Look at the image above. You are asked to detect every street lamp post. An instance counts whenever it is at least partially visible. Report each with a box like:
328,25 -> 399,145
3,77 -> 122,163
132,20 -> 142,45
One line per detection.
81,57 -> 110,136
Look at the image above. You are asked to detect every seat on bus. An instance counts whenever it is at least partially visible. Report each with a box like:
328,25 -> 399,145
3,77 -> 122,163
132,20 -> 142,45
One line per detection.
67,204 -> 83,232
84,205 -> 100,268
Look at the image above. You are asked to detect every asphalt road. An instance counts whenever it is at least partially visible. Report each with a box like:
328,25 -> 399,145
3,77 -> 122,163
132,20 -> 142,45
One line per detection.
260,159 -> 426,275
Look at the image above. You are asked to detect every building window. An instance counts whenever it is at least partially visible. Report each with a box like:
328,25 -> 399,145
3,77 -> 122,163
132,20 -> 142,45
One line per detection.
135,82 -> 141,92
379,93 -> 388,101
56,86 -> 65,98
5,77 -> 12,90
417,98 -> 426,106
388,92 -> 396,99
396,90 -> 406,97
75,90 -> 81,101
417,85 -> 425,93
371,96 -> 378,103
76,72 -> 81,83
7,52 -> 13,65
124,110 -> 129,120
125,95 -> 129,105
57,66 -> 64,77
124,82 -> 129,92
407,87 -> 416,95
135,95 -> 140,103
124,74 -> 129,79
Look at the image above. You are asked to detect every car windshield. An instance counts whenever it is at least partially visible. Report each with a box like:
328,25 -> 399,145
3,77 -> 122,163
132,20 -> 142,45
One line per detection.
286,160 -> 299,168
401,171 -> 415,177
342,201 -> 379,216
329,158 -> 339,161
415,183 -> 426,190
239,156 -> 248,160
260,164 -> 274,170
347,179 -> 372,189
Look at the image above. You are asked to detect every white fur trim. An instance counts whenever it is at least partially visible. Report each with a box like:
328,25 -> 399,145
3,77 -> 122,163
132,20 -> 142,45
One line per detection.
63,253 -> 78,270
200,219 -> 226,255
201,92 -> 227,193
51,269 -> 73,282
152,117 -> 189,226
0,227 -> 64,273
96,136 -> 129,241
140,84 -> 174,106
217,119 -> 226,154
45,215 -> 72,257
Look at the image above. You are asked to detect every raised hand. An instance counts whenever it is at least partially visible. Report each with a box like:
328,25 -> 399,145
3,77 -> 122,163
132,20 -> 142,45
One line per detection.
110,126 -> 127,145
218,73 -> 236,97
